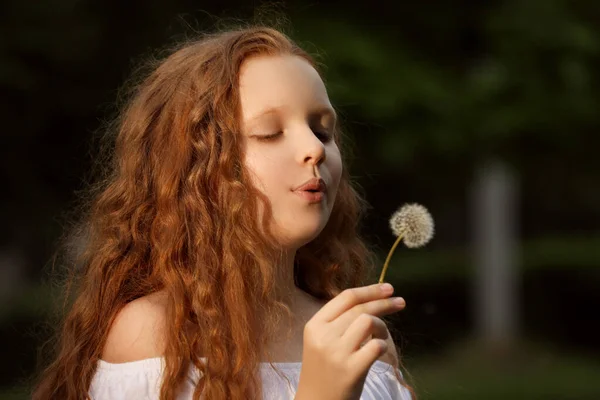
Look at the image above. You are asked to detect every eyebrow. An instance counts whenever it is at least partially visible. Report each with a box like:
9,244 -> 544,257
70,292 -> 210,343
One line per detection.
245,105 -> 338,126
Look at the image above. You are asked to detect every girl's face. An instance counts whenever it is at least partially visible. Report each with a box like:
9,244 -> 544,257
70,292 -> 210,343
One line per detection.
239,55 -> 343,248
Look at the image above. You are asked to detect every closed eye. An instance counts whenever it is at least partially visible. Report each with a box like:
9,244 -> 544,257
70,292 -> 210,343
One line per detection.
313,129 -> 332,142
256,132 -> 282,141
255,130 -> 332,142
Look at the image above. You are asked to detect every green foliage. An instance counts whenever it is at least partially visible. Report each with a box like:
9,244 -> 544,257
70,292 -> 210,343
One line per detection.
0,386 -> 30,400
411,339 -> 600,399
376,235 -> 600,285
290,1 -> 600,170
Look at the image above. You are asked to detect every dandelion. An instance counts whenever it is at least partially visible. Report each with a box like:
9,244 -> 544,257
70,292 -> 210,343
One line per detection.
378,203 -> 435,283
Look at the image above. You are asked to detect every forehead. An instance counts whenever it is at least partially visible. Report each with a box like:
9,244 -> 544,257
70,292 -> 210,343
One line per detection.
238,55 -> 333,122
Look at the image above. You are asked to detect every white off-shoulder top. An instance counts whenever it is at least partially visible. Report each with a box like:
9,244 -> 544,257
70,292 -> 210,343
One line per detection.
89,357 -> 412,399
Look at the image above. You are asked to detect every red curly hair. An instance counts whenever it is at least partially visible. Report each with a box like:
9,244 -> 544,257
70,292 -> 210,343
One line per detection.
31,25 -> 414,400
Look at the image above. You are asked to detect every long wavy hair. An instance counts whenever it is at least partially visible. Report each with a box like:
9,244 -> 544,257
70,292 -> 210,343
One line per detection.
31,25 -> 414,400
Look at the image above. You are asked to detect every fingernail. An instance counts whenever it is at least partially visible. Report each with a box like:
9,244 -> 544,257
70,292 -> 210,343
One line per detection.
392,297 -> 405,307
380,283 -> 394,293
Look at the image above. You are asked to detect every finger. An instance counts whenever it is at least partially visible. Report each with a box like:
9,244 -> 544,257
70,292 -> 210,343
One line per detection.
314,283 -> 394,323
348,338 -> 388,377
339,314 -> 389,354
329,296 -> 405,336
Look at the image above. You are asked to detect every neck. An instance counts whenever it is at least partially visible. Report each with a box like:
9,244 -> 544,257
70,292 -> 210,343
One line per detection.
273,248 -> 300,303
272,247 -> 318,308
261,248 -> 323,363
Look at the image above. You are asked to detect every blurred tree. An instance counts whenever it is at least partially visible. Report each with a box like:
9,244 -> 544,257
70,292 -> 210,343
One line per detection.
288,0 -> 600,244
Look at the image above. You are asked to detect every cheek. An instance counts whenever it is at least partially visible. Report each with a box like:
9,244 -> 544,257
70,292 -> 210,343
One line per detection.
328,148 -> 343,186
244,151 -> 286,195
325,151 -> 343,206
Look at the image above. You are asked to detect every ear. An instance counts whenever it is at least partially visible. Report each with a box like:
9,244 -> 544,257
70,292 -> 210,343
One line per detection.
377,326 -> 399,366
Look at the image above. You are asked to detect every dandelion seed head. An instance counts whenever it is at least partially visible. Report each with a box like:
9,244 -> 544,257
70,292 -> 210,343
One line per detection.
389,203 -> 434,248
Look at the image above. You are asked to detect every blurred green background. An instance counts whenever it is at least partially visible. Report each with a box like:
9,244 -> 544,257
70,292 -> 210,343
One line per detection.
1,1 -> 599,399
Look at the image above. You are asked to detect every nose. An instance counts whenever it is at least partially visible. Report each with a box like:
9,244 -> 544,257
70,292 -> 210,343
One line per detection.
298,127 -> 326,167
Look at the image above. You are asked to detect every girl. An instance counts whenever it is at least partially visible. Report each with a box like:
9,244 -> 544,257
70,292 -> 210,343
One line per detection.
32,25 -> 414,400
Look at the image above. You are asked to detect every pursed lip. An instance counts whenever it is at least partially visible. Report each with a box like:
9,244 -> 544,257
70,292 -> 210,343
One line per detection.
293,177 -> 327,193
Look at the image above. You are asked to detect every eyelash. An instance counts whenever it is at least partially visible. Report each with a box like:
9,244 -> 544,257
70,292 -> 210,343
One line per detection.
257,130 -> 332,142
314,131 -> 332,142
257,132 -> 282,141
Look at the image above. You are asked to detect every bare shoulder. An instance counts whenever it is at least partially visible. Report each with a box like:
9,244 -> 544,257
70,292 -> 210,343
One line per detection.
101,291 -> 169,363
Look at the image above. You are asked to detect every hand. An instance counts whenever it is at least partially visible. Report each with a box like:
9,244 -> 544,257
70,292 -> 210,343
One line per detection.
295,283 -> 405,400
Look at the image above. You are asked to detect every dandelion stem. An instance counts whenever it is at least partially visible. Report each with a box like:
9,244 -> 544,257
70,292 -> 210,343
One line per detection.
378,234 -> 404,284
